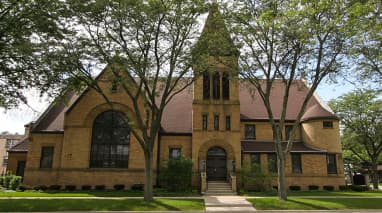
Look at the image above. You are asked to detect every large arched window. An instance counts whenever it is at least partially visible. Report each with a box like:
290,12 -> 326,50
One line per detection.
90,110 -> 130,168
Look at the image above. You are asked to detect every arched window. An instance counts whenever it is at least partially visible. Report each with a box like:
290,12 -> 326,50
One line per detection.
222,72 -> 229,100
90,110 -> 130,168
212,72 -> 220,99
203,72 -> 210,99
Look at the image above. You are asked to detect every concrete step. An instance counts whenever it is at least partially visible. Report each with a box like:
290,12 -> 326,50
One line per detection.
205,192 -> 237,195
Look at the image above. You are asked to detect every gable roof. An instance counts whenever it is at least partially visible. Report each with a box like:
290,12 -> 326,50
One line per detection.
7,138 -> 29,153
30,79 -> 337,134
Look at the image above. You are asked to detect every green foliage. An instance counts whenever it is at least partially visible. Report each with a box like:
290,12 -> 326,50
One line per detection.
9,176 -> 22,190
347,0 -> 382,83
0,0 -> 75,108
0,172 -> 22,190
159,156 -> 193,192
330,89 -> 382,189
240,163 -> 271,192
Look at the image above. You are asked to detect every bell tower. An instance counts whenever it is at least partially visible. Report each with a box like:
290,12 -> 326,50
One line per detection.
191,3 -> 241,185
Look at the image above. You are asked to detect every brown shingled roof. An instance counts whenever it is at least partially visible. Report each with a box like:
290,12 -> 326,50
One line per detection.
241,140 -> 326,153
30,79 -> 337,134
301,103 -> 338,122
8,138 -> 29,153
32,91 -> 78,132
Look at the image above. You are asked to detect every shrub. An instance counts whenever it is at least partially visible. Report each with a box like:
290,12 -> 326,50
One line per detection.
0,176 -> 4,187
339,185 -> 350,191
9,176 -> 22,190
289,185 -> 301,191
114,184 -> 125,191
18,185 -> 27,191
4,175 -> 12,189
81,185 -> 92,190
34,185 -> 48,191
323,185 -> 334,191
131,184 -> 144,191
95,185 -> 105,190
240,163 -> 272,192
350,185 -> 370,192
65,185 -> 76,191
308,185 -> 319,191
49,185 -> 61,190
159,156 -> 193,191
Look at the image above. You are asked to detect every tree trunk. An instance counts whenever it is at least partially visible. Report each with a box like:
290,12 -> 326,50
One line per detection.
144,150 -> 154,201
371,162 -> 379,190
277,153 -> 287,201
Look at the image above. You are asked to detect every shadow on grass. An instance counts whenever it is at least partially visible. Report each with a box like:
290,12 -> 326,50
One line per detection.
288,198 -> 330,210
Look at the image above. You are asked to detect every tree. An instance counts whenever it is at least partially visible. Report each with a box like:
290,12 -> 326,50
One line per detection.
64,0 -> 205,201
329,89 -> 382,190
347,0 -> 381,83
0,0 -> 73,109
227,0 -> 352,200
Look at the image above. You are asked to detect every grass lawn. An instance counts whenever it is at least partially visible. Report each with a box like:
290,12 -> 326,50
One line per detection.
0,198 -> 204,212
248,197 -> 382,210
243,190 -> 382,197
0,189 -> 199,197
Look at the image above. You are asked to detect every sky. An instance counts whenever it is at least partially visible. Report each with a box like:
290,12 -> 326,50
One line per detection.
0,80 -> 355,135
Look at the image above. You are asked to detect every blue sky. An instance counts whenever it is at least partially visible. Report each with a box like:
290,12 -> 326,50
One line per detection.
0,80 -> 355,134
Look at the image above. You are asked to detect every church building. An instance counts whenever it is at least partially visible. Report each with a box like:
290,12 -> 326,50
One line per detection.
7,5 -> 344,193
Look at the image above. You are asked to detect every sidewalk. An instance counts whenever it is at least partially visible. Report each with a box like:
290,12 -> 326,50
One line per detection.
204,195 -> 256,212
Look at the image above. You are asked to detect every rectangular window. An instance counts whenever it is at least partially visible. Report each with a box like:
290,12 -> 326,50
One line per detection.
268,153 -> 277,173
323,121 -> 333,128
291,154 -> 302,173
40,146 -> 54,168
226,116 -> 231,130
202,114 -> 208,130
285,125 -> 293,140
214,115 -> 219,131
212,72 -> 220,99
203,72 -> 210,99
327,154 -> 337,174
2,157 -> 8,166
250,154 -> 260,165
245,124 -> 256,139
169,148 -> 181,159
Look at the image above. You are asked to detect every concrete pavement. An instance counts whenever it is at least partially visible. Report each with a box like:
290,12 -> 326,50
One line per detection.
204,195 -> 256,212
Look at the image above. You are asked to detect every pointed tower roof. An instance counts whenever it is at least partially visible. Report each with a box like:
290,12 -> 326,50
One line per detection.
193,3 -> 238,57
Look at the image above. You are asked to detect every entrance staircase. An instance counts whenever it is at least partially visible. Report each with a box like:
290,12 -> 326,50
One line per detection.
205,181 -> 236,195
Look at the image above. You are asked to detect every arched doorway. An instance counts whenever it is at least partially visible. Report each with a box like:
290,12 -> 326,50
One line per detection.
206,147 -> 227,181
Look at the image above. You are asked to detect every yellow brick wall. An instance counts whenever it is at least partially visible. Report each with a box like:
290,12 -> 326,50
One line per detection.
6,152 -> 27,175
242,153 -> 345,190
159,135 -> 192,164
302,120 -> 341,152
240,122 -> 301,141
24,67 -> 158,189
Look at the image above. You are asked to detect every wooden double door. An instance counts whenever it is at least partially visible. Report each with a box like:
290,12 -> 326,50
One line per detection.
206,147 -> 227,181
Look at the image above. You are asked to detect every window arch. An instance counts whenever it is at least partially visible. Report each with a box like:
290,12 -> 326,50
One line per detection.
212,72 -> 220,99
90,110 -> 130,168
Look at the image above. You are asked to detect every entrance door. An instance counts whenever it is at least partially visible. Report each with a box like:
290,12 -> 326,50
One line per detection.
16,161 -> 26,177
206,147 -> 227,181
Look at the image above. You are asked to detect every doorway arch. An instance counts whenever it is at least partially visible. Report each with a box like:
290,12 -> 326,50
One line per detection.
206,147 -> 227,181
